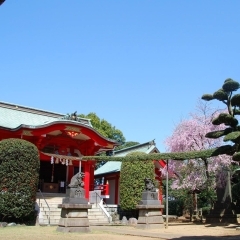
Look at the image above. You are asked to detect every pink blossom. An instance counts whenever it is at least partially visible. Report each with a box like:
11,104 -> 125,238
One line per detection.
164,102 -> 232,190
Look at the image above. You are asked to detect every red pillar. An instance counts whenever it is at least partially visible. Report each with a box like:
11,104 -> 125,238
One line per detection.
115,174 -> 119,204
84,161 -> 90,199
90,161 -> 95,191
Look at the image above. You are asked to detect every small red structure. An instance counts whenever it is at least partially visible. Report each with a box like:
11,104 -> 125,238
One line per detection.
94,181 -> 110,199
94,141 -> 166,205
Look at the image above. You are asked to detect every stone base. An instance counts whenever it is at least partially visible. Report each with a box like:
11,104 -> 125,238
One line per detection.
205,202 -> 238,224
205,215 -> 238,224
136,204 -> 164,229
57,203 -> 92,233
57,226 -> 90,233
206,199 -> 238,224
62,197 -> 88,204
58,218 -> 90,226
139,191 -> 163,205
60,208 -> 88,218
137,215 -> 164,224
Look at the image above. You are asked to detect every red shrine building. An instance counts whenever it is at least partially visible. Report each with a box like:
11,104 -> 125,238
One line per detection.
0,101 -> 119,200
94,140 -> 166,205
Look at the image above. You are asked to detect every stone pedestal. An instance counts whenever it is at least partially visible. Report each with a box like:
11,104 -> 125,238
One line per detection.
57,204 -> 92,232
205,201 -> 238,224
136,191 -> 164,229
56,172 -> 92,233
206,186 -> 238,224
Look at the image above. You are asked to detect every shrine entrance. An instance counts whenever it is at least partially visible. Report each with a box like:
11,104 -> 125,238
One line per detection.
39,161 -> 67,193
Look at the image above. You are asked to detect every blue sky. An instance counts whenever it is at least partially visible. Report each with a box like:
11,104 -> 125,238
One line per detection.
1,1 -> 240,152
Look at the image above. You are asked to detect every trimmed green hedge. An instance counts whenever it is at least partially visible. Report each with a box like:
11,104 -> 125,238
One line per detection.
0,139 -> 40,221
119,152 -> 155,210
83,145 -> 234,162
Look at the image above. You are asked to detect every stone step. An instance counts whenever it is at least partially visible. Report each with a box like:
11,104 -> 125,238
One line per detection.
89,213 -> 108,217
40,211 -> 60,216
40,207 -> 61,211
40,206 -> 60,210
40,220 -> 59,225
41,212 -> 61,218
89,215 -> 106,218
89,221 -> 109,225
41,208 -> 59,212
88,215 -> 107,219
42,215 -> 60,220
40,202 -> 61,205
40,200 -> 63,203
89,218 -> 108,222
88,213 -> 107,217
40,205 -> 59,208
41,209 -> 61,212
86,209 -> 104,213
89,222 -> 111,226
88,207 -> 106,211
88,219 -> 109,223
40,204 -> 61,207
40,206 -> 61,210
39,199 -> 62,201
88,212 -> 108,215
91,205 -> 108,209
38,196 -> 112,226
38,198 -> 63,201
40,205 -> 60,210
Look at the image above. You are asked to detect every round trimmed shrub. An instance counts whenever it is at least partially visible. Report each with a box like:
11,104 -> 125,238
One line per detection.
0,138 -> 40,221
119,152 -> 155,211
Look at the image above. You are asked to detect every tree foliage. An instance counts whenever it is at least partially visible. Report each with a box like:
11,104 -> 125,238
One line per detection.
115,141 -> 140,151
79,112 -> 131,169
0,139 -> 40,221
79,112 -> 125,143
119,152 -> 155,210
201,78 -> 240,161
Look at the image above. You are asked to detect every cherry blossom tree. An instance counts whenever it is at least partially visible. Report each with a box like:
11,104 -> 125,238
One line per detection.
164,101 -> 232,192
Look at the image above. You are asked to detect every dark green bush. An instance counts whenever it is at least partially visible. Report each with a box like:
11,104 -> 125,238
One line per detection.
0,138 -> 40,221
201,206 -> 211,217
119,152 -> 155,210
165,200 -> 184,216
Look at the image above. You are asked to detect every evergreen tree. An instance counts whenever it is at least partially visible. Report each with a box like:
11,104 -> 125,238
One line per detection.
0,139 -> 40,222
119,152 -> 155,210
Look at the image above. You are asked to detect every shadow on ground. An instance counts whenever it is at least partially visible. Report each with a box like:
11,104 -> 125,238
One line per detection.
171,236 -> 240,240
169,223 -> 240,240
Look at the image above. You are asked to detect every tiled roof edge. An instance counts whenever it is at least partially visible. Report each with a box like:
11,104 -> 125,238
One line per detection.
0,101 -> 64,118
114,139 -> 156,154
0,101 -> 92,126
94,169 -> 119,176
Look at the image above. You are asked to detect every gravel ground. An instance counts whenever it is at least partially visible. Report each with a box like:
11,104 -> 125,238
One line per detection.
0,223 -> 240,240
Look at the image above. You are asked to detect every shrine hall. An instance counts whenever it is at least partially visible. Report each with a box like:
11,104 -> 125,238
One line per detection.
0,101 -> 119,200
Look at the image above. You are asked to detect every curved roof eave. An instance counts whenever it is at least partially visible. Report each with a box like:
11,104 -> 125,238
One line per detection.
1,120 -> 119,145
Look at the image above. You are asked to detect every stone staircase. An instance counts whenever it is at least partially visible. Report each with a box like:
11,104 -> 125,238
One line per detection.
37,194 -> 110,226
88,204 -> 110,225
37,194 -> 63,226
